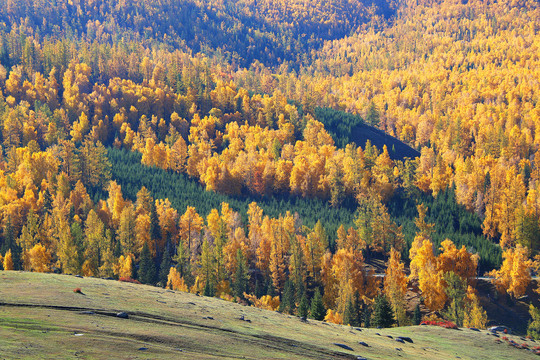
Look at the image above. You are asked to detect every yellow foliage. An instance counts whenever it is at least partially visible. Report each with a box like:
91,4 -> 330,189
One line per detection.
190,276 -> 205,295
115,254 -> 133,279
489,244 -> 531,298
3,250 -> 13,270
28,243 -> 51,273
324,309 -> 343,325
384,248 -> 408,325
167,267 -> 188,292
244,293 -> 280,311
216,279 -> 231,297
463,287 -> 488,329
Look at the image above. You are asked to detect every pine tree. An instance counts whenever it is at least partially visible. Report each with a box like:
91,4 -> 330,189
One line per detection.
373,294 -> 395,328
413,304 -> 422,325
139,242 -> 156,285
310,289 -> 326,321
364,304 -> 371,328
443,271 -> 467,327
150,199 -> 160,249
366,101 -> 380,127
203,280 -> 215,297
343,293 -> 362,327
298,294 -> 309,318
159,247 -> 172,287
279,279 -> 296,314
233,249 -> 249,299
174,236 -> 191,280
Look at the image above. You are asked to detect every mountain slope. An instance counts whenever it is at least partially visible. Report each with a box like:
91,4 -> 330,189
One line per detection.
0,271 -> 537,359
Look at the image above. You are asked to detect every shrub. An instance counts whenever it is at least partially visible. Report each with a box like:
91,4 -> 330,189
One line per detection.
119,277 -> 141,284
419,320 -> 458,329
73,288 -> 83,294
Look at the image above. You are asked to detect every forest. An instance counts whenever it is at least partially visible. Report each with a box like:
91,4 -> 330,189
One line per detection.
0,0 -> 539,333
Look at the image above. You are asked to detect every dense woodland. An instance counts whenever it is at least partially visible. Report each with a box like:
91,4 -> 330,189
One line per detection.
0,0 -> 539,332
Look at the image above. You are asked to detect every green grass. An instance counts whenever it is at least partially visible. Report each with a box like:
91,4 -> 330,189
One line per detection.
0,271 -> 536,359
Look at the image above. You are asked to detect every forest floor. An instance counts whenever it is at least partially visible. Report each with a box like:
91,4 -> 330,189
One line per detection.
0,271 -> 537,359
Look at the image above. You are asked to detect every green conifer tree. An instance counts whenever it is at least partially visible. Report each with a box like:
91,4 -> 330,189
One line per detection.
413,304 -> 422,325
279,279 -> 296,314
233,249 -> 249,299
373,294 -> 395,328
310,289 -> 326,321
159,246 -> 172,287
298,294 -> 309,318
139,242 -> 156,285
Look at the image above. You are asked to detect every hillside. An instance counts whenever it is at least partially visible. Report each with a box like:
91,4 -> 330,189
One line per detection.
0,0 -> 539,342
0,271 -> 537,360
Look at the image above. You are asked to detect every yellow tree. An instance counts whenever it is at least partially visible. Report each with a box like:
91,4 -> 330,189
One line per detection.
256,216 -> 273,278
167,267 -> 188,291
179,206 -> 203,262
83,210 -> 107,276
118,205 -> 137,255
463,286 -> 488,329
305,220 -> 328,287
437,239 -> 479,284
3,249 -> 14,270
384,248 -> 408,325
247,202 -> 264,265
135,212 -> 153,255
489,244 -> 532,299
331,247 -> 365,315
28,243 -> 51,272
115,254 -> 134,279
410,239 -> 447,311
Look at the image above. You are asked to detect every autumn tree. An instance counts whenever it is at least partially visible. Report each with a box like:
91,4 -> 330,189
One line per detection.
489,244 -> 532,299
384,248 -> 408,326
28,243 -> 51,272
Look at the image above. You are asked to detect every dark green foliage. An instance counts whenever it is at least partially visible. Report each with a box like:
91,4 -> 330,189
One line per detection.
388,187 -> 502,272
138,242 -> 156,285
70,222 -> 85,272
373,294 -> 395,328
174,239 -> 191,281
150,200 -> 160,244
279,280 -> 296,314
343,293 -> 362,327
413,304 -> 422,325
363,304 -> 372,328
314,107 -> 419,160
204,281 -> 215,297
313,107 -> 364,148
159,247 -> 172,287
108,148 -> 354,237
310,289 -> 326,321
442,271 -> 467,327
366,101 -> 380,127
298,294 -> 309,318
255,278 -> 265,298
233,249 -> 249,299
1,217 -> 21,270
108,148 -> 499,273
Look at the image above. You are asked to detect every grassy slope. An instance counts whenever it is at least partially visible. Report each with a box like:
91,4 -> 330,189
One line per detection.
0,272 -> 537,360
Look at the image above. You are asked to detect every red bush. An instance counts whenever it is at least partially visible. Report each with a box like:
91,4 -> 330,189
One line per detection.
419,320 -> 458,329
73,288 -> 83,294
502,336 -> 508,341
119,277 -> 141,284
